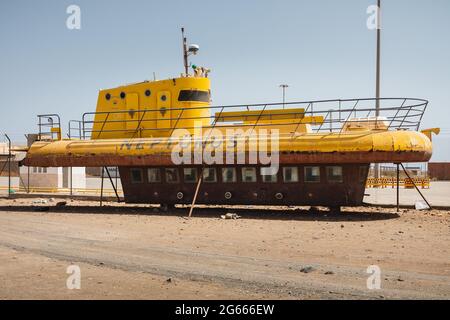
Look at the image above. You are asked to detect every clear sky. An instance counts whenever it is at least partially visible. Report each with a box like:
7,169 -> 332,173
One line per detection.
1,0 -> 449,160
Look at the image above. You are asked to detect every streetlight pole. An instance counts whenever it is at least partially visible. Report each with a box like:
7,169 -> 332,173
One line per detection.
374,0 -> 381,180
279,84 -> 289,109
375,0 -> 381,115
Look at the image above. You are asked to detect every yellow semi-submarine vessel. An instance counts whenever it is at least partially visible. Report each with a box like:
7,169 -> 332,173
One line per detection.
22,31 -> 437,208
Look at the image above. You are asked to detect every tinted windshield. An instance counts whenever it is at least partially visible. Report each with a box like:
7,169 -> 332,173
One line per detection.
178,90 -> 210,102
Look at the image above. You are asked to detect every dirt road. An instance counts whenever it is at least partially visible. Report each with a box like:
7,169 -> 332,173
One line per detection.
0,198 -> 449,299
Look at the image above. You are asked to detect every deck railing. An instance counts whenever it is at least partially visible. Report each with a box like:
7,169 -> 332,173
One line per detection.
55,98 -> 427,140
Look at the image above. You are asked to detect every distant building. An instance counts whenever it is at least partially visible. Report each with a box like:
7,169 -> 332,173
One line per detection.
428,162 -> 450,181
19,167 -> 86,190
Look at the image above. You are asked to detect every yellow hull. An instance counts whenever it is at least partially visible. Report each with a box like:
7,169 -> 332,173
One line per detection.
22,129 -> 432,167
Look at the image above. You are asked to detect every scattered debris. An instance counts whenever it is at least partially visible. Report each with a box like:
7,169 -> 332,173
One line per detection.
340,224 -> 344,228
324,271 -> 334,275
300,266 -> 315,273
415,200 -> 430,211
55,201 -> 67,207
221,213 -> 241,220
31,199 -> 47,205
166,278 -> 172,283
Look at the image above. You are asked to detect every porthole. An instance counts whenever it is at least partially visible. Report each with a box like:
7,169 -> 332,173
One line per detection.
145,90 -> 151,97
224,192 -> 232,200
105,93 -> 111,100
120,92 -> 126,99
275,193 -> 284,200
161,95 -> 167,101
176,192 -> 184,200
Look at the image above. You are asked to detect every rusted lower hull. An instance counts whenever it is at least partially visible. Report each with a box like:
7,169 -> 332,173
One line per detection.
119,164 -> 369,207
21,151 -> 431,167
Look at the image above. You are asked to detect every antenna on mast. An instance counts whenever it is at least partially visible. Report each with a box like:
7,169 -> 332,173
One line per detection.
181,27 -> 200,77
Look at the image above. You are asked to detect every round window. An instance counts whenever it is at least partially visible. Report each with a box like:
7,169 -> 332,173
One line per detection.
161,95 -> 167,101
105,93 -> 111,100
145,90 -> 151,97
120,92 -> 126,99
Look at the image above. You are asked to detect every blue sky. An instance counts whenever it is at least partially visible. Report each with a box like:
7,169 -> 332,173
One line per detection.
1,0 -> 449,160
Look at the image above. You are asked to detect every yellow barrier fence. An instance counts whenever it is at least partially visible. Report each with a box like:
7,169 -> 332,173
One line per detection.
366,177 -> 430,189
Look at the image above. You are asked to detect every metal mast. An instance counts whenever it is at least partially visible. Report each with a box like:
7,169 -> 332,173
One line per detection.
182,27 -> 189,76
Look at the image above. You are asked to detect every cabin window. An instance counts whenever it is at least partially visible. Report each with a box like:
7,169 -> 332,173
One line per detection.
283,167 -> 299,183
130,168 -> 143,184
261,168 -> 278,183
178,90 -> 210,102
165,168 -> 179,183
326,166 -> 343,183
242,167 -> 257,182
222,167 -> 237,183
183,168 -> 198,183
147,168 -> 161,183
43,167 -> 47,173
203,168 -> 217,183
304,166 -> 320,183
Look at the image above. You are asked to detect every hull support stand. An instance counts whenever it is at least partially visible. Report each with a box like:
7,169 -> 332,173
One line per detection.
400,163 -> 432,210
396,163 -> 400,212
105,166 -> 121,203
188,172 -> 203,218
100,166 -> 104,207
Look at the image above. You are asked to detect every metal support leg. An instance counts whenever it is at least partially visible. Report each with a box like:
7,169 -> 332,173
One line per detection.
100,167 -> 104,207
19,175 -> 29,193
396,163 -> 400,212
27,166 -> 30,193
0,161 -> 8,176
400,163 -> 432,210
105,166 -> 121,203
188,169 -> 204,218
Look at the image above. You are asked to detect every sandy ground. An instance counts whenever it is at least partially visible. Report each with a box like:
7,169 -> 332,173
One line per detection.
0,197 -> 449,300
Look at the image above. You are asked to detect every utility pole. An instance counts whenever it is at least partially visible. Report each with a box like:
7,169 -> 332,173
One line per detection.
374,0 -> 381,179
279,84 -> 289,109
